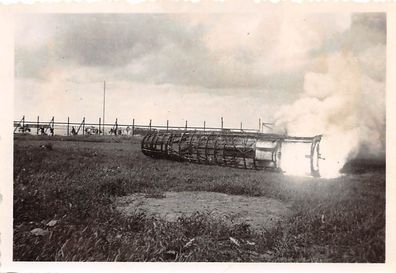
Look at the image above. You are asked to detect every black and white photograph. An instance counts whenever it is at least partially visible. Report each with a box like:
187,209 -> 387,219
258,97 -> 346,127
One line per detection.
0,4 -> 392,269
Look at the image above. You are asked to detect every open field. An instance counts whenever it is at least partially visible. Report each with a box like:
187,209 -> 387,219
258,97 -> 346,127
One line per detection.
13,134 -> 385,262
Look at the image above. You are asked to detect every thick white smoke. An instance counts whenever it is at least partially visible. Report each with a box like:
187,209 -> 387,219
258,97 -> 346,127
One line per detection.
274,51 -> 385,177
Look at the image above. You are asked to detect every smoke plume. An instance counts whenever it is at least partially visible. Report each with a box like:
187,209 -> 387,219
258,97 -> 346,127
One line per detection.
274,50 -> 385,177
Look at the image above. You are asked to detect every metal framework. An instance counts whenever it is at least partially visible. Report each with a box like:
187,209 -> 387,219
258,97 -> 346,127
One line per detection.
141,131 -> 322,177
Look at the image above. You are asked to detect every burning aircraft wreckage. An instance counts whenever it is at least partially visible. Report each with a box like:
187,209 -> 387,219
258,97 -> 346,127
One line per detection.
142,130 -> 323,177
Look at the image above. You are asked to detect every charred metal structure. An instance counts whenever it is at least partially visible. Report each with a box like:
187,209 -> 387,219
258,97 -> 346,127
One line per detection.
141,131 -> 322,177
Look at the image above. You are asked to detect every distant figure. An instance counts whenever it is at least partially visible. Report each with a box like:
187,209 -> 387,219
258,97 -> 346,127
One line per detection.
18,125 -> 30,133
85,126 -> 94,135
85,126 -> 99,135
71,126 -> 77,135
50,127 -> 54,136
109,128 -> 120,135
40,127 -> 46,135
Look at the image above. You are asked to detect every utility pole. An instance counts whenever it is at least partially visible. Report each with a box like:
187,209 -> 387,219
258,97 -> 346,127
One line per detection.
102,81 -> 106,135
259,118 -> 261,133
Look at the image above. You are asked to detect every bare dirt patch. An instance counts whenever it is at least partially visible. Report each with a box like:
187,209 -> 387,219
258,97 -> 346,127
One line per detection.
116,191 -> 292,231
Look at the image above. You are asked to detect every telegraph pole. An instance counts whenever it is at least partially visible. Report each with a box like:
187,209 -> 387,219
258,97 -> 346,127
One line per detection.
102,81 -> 106,135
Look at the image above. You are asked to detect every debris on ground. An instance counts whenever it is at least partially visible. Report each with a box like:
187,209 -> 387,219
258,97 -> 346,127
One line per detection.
30,228 -> 49,236
183,238 -> 195,248
46,220 -> 58,227
229,237 -> 240,247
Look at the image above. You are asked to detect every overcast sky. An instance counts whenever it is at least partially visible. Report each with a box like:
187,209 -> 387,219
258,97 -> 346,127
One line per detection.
14,13 -> 386,129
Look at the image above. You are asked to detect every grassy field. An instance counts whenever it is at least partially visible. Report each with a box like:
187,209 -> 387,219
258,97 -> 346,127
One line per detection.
13,134 -> 385,262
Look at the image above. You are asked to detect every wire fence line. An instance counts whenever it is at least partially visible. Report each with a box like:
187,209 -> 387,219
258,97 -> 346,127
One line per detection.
14,116 -> 273,137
